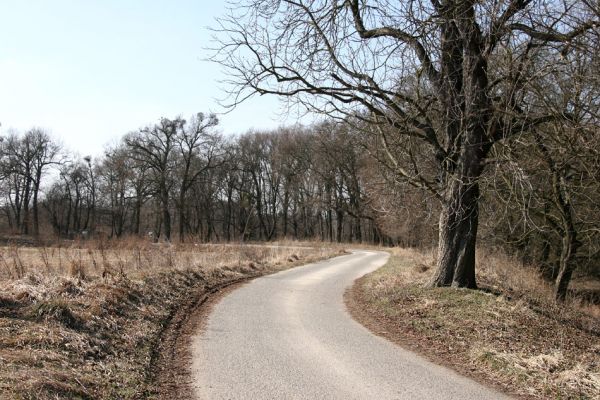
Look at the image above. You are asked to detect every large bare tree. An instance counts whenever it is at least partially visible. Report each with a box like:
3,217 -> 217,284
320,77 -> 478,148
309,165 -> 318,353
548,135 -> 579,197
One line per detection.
29,129 -> 61,236
175,112 -> 221,242
212,0 -> 598,288
125,118 -> 183,241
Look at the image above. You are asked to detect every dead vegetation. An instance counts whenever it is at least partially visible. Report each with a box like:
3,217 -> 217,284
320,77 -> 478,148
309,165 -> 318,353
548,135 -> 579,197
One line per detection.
0,238 -> 341,399
349,247 -> 600,399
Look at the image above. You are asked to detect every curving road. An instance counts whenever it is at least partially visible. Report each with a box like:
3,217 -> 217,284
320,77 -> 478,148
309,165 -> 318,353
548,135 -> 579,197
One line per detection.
191,250 -> 510,399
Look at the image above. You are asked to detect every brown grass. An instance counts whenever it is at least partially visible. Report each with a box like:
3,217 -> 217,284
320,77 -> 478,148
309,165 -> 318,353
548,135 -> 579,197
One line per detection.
0,238 -> 343,399
350,247 -> 600,400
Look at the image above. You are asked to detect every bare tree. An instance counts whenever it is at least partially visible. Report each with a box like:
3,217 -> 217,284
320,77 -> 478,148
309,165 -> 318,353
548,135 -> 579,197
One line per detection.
484,42 -> 600,300
98,146 -> 134,237
125,118 -> 183,241
212,0 -> 599,288
29,129 -> 61,236
175,113 -> 221,242
44,159 -> 94,236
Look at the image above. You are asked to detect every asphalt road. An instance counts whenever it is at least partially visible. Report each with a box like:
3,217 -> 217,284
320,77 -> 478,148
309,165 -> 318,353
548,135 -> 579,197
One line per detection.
191,250 -> 510,399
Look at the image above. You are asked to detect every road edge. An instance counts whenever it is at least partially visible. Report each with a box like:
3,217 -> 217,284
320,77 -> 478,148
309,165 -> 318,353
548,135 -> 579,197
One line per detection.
148,251 -> 347,399
343,269 -> 525,400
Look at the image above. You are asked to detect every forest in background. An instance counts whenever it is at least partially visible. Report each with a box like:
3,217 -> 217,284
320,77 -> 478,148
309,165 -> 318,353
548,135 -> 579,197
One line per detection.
0,108 -> 598,301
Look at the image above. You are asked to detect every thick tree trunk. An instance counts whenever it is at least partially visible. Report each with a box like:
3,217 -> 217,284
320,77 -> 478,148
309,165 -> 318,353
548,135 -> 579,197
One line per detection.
430,127 -> 488,288
430,180 -> 480,288
425,2 -> 493,289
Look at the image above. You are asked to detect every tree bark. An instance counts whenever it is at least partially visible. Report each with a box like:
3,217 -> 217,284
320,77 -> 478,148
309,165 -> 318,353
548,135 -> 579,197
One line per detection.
336,209 -> 344,243
554,229 -> 580,301
21,176 -> 32,235
161,184 -> 171,241
32,175 -> 41,236
133,197 -> 142,235
431,179 -> 480,288
178,192 -> 186,243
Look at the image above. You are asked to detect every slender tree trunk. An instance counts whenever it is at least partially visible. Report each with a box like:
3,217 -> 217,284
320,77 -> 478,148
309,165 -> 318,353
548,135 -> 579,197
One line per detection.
319,212 -> 324,241
292,201 -> 298,239
83,202 -> 91,230
89,172 -> 96,232
336,209 -> 344,243
533,131 -> 581,301
355,217 -> 362,242
254,185 -> 267,240
21,176 -> 32,235
133,194 -> 142,235
205,207 -> 214,242
73,190 -> 81,232
13,183 -> 22,230
65,192 -> 72,236
178,191 -> 186,243
32,177 -> 41,236
327,209 -> 333,242
161,183 -> 171,241
555,228 -> 580,301
226,186 -> 233,241
282,188 -> 289,237
4,207 -> 13,229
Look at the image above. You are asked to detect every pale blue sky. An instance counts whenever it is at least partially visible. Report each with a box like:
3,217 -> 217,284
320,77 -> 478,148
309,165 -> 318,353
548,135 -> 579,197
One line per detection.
0,1 -> 295,155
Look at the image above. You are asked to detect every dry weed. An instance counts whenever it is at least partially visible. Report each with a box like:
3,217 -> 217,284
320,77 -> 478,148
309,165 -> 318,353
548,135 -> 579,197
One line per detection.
0,240 -> 342,399
353,247 -> 600,400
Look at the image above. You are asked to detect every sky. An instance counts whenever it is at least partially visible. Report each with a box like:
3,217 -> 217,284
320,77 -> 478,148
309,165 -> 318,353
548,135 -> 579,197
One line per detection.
0,0 -> 296,156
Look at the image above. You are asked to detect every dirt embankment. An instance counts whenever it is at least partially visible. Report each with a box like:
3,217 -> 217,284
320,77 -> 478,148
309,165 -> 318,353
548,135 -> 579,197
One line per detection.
346,248 -> 600,400
0,243 -> 341,399
148,274 -> 252,400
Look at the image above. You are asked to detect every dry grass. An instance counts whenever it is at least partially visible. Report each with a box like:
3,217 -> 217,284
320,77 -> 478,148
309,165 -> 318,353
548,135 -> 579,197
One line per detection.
351,247 -> 600,399
0,238 -> 334,279
0,238 -> 343,399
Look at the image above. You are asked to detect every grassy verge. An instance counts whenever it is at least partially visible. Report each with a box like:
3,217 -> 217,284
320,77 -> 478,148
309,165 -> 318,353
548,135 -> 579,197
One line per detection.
0,240 -> 342,399
348,248 -> 600,399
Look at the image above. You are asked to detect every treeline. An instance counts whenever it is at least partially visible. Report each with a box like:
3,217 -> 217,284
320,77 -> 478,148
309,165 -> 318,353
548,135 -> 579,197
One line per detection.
1,107 -> 599,294
0,117 -> 383,244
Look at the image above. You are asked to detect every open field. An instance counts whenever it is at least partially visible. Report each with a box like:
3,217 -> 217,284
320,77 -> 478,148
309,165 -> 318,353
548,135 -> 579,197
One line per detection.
0,238 -> 342,399
348,248 -> 600,399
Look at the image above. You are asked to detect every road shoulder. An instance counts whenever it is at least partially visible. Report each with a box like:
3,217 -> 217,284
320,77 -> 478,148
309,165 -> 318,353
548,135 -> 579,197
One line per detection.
344,249 -> 599,399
